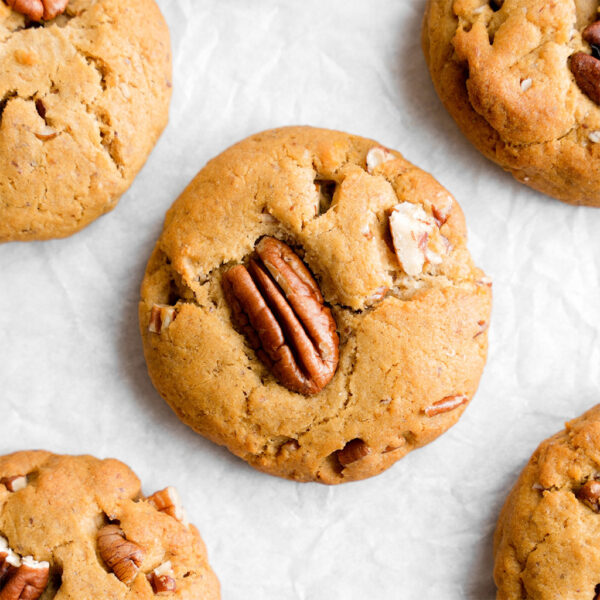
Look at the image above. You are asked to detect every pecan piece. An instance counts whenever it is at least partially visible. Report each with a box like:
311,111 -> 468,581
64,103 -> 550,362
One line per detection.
424,395 -> 468,417
389,203 -> 447,276
147,562 -> 176,595
5,0 -> 68,21
147,487 -> 186,523
0,538 -> 21,588
0,476 -> 26,492
583,21 -> 600,49
366,146 -> 394,174
222,237 -> 339,395
148,304 -> 177,334
570,52 -> 600,105
337,439 -> 371,466
0,556 -> 49,600
97,525 -> 144,585
577,479 -> 600,512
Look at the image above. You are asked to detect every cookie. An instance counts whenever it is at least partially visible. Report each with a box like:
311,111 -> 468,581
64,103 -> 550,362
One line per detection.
494,405 -> 600,599
0,0 -> 171,242
139,126 -> 492,484
0,451 -> 220,598
423,0 -> 600,206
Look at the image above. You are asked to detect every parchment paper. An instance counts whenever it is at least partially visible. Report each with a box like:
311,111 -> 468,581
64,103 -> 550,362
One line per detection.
2,1 -> 600,598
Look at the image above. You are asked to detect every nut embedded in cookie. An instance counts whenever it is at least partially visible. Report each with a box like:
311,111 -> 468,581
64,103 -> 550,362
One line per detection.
222,236 -> 339,396
148,305 -> 177,334
337,439 -> 371,466
146,487 -> 187,523
0,538 -> 49,600
5,0 -> 68,21
0,475 -> 27,492
97,524 -> 145,585
423,395 -> 468,417
147,561 -> 176,595
576,479 -> 600,512
389,202 -> 448,276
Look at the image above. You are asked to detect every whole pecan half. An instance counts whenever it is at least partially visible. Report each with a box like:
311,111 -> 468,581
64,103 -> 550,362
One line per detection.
0,557 -> 49,600
570,52 -> 600,105
5,0 -> 68,21
97,525 -> 144,585
222,237 -> 339,395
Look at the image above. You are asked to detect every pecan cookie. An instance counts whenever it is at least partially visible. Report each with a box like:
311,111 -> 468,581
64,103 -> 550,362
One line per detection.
0,0 -> 171,242
423,0 -> 600,206
139,126 -> 492,484
0,451 -> 220,599
494,405 -> 600,599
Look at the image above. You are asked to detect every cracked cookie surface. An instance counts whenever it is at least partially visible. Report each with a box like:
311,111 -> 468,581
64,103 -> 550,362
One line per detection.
0,450 -> 220,599
494,405 -> 600,599
0,0 -> 171,242
423,0 -> 600,206
139,126 -> 492,484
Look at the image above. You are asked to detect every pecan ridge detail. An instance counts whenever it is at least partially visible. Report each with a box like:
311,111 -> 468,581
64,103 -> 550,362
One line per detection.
570,21 -> 600,105
97,524 -> 144,585
5,0 -> 68,22
222,237 -> 339,395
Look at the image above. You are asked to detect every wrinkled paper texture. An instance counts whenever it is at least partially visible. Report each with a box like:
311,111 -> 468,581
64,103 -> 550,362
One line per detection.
2,1 -> 600,598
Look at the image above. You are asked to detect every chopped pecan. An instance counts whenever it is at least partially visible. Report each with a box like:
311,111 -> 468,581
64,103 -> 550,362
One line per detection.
577,479 -> 600,512
0,538 -> 21,587
570,52 -> 600,105
147,562 -> 176,595
34,126 -> 58,142
222,237 -> 339,395
97,525 -> 144,585
389,203 -> 447,276
0,476 -> 26,492
424,395 -> 468,417
5,0 -> 68,21
366,146 -> 394,173
148,304 -> 177,334
0,556 -> 49,600
474,320 -> 489,338
0,539 -> 48,600
337,439 -> 371,466
147,487 -> 186,523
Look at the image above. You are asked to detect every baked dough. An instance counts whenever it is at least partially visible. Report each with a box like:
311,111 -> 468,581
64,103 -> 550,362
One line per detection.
423,0 -> 600,206
0,0 -> 172,241
139,126 -> 492,484
0,450 -> 220,599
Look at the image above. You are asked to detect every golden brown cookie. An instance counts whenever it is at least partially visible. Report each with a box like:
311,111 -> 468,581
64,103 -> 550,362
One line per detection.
494,405 -> 600,599
0,451 -> 220,599
0,0 -> 172,242
139,126 -> 492,484
423,0 -> 600,206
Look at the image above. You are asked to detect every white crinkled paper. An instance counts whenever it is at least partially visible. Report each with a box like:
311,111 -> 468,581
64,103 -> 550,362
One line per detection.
2,1 -> 600,598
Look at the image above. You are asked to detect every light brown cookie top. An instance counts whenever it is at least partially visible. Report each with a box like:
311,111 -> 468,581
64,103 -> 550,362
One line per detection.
139,126 -> 492,484
494,405 -> 600,599
0,0 -> 171,242
0,451 -> 220,599
423,0 -> 600,206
